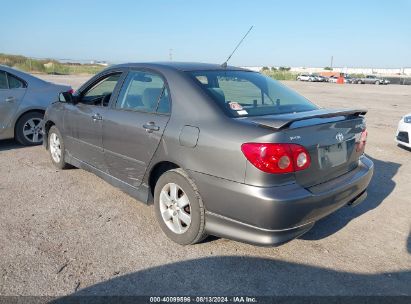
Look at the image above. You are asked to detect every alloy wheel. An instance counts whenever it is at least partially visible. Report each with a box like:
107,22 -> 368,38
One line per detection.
159,182 -> 192,234
23,118 -> 43,143
49,133 -> 62,163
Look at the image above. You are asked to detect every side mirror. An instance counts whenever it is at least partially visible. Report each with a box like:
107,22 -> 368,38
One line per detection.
59,91 -> 75,104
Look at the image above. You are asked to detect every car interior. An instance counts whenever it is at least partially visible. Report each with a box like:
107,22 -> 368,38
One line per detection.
192,73 -> 317,117
115,71 -> 171,113
77,73 -> 121,106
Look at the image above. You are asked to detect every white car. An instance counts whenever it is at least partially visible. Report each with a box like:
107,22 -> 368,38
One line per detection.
328,76 -> 338,83
297,74 -> 316,82
396,113 -> 411,148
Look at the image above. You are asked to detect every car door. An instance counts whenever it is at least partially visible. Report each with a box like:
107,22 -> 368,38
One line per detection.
0,71 -> 27,131
63,72 -> 125,171
103,69 -> 171,187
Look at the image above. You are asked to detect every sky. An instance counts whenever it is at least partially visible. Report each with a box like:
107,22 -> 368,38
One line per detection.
1,0 -> 410,68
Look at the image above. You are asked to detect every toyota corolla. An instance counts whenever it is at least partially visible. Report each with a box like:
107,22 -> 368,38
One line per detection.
43,62 -> 373,246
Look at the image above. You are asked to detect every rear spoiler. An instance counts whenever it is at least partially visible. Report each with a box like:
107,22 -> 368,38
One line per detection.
249,109 -> 367,130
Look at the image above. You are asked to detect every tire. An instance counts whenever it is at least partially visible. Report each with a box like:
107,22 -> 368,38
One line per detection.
357,80 -> 362,84
154,168 -> 207,245
48,126 -> 69,169
375,81 -> 380,85
15,112 -> 44,146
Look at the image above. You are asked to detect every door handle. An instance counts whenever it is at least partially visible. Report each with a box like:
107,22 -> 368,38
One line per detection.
5,97 -> 16,103
92,113 -> 103,121
143,121 -> 160,133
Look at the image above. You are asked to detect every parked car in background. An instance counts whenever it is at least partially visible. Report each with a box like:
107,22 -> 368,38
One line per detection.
314,75 -> 327,82
297,74 -> 316,82
43,62 -> 373,246
328,75 -> 338,83
344,76 -> 354,84
396,113 -> 411,149
0,65 -> 71,145
354,75 -> 390,85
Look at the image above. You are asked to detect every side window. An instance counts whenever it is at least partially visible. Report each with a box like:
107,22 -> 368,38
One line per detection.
7,73 -> 25,89
0,71 -> 7,89
81,73 -> 121,106
195,75 -> 208,85
116,71 -> 170,113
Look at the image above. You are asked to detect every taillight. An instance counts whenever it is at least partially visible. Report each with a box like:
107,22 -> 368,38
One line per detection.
68,88 -> 75,94
289,144 -> 311,171
241,143 -> 311,174
356,129 -> 367,153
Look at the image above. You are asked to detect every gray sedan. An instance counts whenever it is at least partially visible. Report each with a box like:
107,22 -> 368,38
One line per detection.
43,62 -> 373,246
0,65 -> 70,145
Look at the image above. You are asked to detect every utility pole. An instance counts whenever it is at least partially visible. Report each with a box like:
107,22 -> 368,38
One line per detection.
330,55 -> 333,69
169,48 -> 173,61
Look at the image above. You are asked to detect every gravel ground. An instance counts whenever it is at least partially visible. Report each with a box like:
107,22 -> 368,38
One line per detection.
0,76 -> 410,297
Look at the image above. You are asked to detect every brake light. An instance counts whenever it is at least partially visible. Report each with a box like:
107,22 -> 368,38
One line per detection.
68,88 -> 74,94
356,129 -> 368,153
241,143 -> 311,174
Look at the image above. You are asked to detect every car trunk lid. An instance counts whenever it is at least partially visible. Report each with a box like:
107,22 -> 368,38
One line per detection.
247,109 -> 367,188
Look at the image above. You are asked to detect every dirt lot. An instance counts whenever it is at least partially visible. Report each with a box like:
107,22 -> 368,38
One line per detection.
0,76 -> 410,297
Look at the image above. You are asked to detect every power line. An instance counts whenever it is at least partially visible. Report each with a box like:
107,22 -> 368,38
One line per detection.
169,49 -> 173,61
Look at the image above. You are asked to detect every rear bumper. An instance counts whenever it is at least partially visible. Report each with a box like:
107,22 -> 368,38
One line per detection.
189,155 -> 374,246
205,212 -> 316,246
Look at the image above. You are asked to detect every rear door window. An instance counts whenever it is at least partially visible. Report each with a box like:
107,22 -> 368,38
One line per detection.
116,71 -> 170,114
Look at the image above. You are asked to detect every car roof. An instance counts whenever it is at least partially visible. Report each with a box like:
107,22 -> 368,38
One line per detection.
111,62 -> 248,72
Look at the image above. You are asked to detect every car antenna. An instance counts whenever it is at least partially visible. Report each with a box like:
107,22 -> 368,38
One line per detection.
221,25 -> 254,68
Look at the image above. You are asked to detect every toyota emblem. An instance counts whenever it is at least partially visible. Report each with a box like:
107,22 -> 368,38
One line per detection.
336,132 -> 344,142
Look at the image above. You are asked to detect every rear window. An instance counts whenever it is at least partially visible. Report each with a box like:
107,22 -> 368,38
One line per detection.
188,70 -> 318,117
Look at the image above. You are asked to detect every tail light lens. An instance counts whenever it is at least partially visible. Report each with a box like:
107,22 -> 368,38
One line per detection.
356,129 -> 368,153
241,143 -> 311,174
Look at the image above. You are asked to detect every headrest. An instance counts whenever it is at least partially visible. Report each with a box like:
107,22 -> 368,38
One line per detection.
208,87 -> 226,104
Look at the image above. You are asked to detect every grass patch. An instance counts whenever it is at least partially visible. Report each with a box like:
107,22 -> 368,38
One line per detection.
349,73 -> 366,79
261,70 -> 297,81
0,53 -> 105,75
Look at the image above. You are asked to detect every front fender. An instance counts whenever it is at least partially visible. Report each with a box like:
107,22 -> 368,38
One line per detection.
42,102 -> 67,149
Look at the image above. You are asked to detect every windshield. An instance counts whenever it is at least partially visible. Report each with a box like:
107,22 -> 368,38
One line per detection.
188,70 -> 318,117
